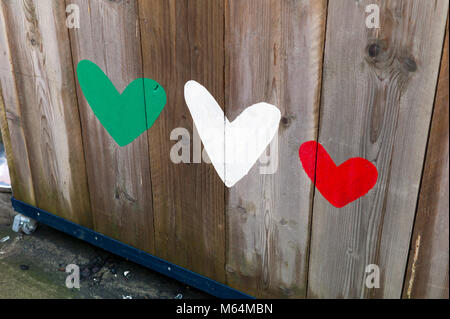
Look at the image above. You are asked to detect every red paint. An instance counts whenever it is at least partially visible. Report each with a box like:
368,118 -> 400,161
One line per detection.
299,141 -> 378,208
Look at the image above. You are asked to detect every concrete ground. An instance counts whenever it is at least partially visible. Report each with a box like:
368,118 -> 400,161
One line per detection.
0,193 -> 210,299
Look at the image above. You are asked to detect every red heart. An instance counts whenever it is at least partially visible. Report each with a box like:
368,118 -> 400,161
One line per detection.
299,141 -> 378,208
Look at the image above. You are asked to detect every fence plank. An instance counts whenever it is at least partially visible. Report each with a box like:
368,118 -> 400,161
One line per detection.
0,0 -> 91,226
403,19 -> 449,299
308,0 -> 448,298
0,0 -> 448,299
139,0 -> 226,281
224,0 -> 327,298
67,0 -> 155,253
0,6 -> 35,205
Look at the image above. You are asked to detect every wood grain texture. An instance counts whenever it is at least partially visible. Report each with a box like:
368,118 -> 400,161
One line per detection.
0,4 -> 36,206
224,0 -> 327,298
0,192 -> 14,226
0,0 -> 91,226
139,0 -> 226,281
403,18 -> 449,300
0,87 -> 25,202
0,0 -> 448,299
308,0 -> 448,298
67,0 -> 155,253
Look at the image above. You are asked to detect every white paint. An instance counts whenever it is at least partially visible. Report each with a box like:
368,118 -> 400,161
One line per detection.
184,80 -> 281,187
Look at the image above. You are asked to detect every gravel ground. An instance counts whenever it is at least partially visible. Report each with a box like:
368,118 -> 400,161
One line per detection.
0,194 -> 211,299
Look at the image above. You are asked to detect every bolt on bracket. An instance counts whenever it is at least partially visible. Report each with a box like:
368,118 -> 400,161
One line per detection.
12,213 -> 38,234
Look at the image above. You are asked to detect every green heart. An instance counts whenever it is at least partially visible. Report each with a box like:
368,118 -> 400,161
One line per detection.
77,59 -> 166,147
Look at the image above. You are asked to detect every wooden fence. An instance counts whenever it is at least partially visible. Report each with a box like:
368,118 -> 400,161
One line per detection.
0,0 -> 448,298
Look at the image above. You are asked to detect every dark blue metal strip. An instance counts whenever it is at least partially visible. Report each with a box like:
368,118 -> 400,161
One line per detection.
11,197 -> 253,299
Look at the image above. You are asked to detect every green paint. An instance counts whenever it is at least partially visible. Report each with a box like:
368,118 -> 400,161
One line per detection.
77,60 -> 166,147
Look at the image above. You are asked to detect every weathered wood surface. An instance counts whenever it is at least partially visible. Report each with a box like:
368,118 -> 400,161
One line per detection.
0,192 -> 14,226
403,19 -> 449,300
224,0 -> 327,298
67,0 -> 155,253
0,0 -> 448,299
0,0 -> 91,226
308,0 -> 448,298
0,4 -> 36,206
139,0 -> 226,281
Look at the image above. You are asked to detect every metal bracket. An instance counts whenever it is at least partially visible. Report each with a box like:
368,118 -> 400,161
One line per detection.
12,213 -> 38,234
10,197 -> 252,299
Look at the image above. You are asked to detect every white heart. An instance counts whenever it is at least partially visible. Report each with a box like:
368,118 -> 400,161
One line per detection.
184,80 -> 281,187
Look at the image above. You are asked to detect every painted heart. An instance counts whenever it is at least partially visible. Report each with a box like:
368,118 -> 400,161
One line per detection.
299,141 -> 378,208
184,80 -> 281,187
77,60 -> 166,147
